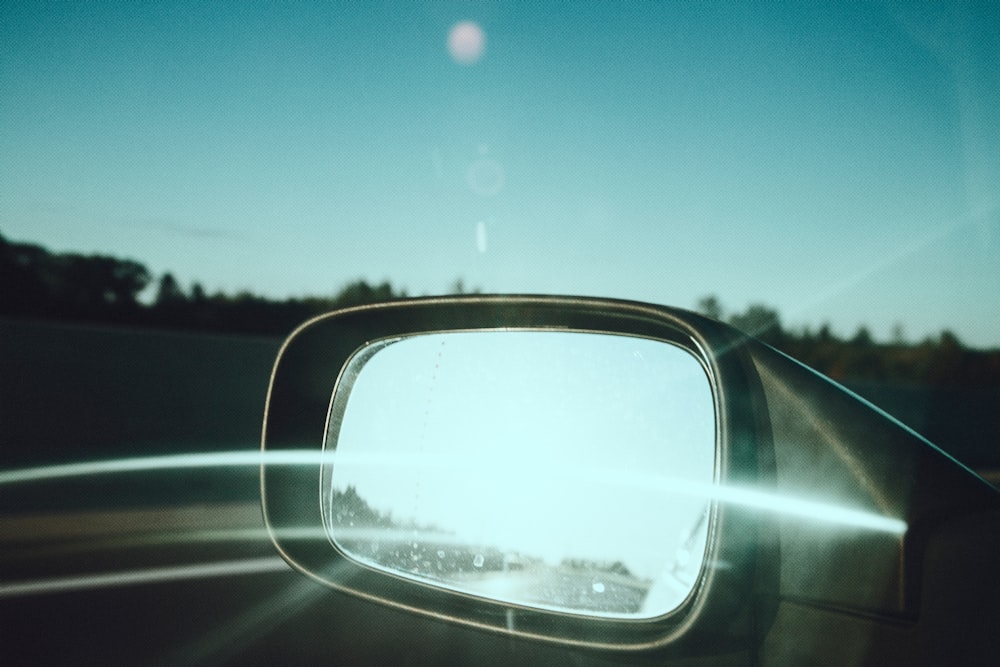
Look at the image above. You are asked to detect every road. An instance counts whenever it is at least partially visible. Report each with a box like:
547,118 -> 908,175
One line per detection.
1,501 -> 610,665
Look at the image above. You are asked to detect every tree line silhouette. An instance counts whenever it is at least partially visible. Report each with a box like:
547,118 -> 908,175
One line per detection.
694,296 -> 1000,387
3,232 -> 998,388
1,232 -> 435,337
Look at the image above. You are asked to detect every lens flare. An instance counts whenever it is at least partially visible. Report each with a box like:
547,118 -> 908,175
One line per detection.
476,221 -> 488,252
448,21 -> 485,64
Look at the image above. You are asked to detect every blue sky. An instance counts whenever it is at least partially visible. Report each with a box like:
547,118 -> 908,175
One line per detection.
2,2 -> 998,346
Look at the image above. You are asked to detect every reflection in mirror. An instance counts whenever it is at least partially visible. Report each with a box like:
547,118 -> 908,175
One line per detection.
322,330 -> 716,619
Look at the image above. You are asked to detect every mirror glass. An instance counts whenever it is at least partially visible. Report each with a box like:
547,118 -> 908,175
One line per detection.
323,330 -> 716,619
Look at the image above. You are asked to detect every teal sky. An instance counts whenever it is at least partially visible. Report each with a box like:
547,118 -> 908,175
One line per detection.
2,2 -> 998,346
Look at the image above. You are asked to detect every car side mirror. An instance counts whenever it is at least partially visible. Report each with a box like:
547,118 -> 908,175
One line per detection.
261,296 -> 1000,658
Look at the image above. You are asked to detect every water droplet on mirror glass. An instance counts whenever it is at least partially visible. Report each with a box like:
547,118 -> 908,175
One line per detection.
473,553 -> 485,568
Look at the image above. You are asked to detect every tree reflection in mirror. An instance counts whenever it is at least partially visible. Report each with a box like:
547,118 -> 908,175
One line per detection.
322,330 -> 716,619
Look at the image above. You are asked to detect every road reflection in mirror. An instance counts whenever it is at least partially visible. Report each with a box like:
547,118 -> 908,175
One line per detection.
322,330 -> 716,618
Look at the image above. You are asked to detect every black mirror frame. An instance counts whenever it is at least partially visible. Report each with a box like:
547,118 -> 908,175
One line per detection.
261,295 -> 773,654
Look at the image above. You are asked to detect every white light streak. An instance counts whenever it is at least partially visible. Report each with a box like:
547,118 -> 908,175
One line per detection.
327,452 -> 908,535
0,450 -> 332,485
1,450 -> 907,535
0,557 -> 290,598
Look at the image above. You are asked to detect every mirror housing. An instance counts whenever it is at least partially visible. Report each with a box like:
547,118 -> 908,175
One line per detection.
261,296 -> 999,657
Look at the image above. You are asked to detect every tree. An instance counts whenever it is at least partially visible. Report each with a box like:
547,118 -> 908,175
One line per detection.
939,329 -> 962,350
851,326 -> 874,347
331,279 -> 402,309
0,233 -> 52,315
190,282 -> 207,304
695,295 -> 724,321
729,303 -> 783,344
890,323 -> 906,345
49,254 -> 151,315
154,272 -> 187,306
